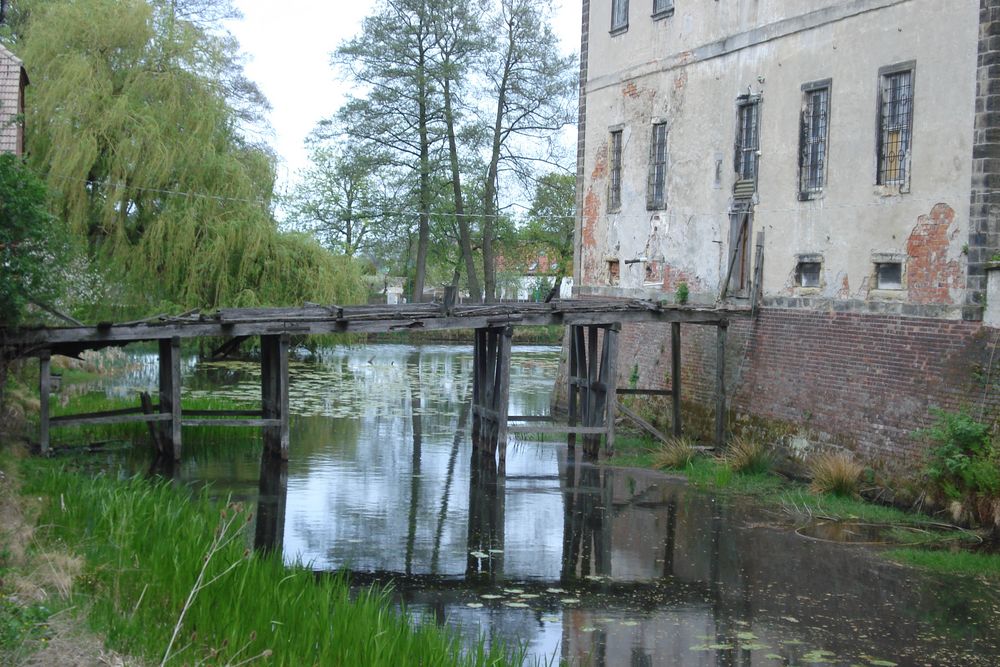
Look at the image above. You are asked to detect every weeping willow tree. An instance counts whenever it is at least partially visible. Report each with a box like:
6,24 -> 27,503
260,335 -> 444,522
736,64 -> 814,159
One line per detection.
15,0 -> 363,317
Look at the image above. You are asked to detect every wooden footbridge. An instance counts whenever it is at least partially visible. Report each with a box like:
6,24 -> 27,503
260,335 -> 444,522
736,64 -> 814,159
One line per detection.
3,297 -> 740,462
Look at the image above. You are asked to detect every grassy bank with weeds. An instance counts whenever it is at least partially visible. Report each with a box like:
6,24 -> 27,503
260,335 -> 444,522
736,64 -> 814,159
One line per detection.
9,457 -> 520,666
609,431 -> 1000,578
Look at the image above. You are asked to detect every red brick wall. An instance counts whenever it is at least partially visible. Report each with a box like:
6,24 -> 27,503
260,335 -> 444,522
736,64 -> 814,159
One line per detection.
616,309 -> 1000,466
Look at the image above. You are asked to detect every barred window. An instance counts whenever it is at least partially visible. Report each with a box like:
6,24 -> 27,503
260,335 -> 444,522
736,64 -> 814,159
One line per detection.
877,66 -> 914,185
652,0 -> 673,17
799,83 -> 830,196
647,123 -> 668,209
609,130 -> 623,211
735,97 -> 760,184
611,0 -> 629,32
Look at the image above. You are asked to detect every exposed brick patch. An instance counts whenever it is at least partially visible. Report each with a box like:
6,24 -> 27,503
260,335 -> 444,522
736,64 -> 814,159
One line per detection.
622,81 -> 640,98
906,204 -> 964,305
660,263 -> 704,293
613,309 -> 1000,468
581,190 -> 602,282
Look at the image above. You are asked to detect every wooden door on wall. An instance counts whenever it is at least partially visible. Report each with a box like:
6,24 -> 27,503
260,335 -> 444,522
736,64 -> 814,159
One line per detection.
727,207 -> 752,297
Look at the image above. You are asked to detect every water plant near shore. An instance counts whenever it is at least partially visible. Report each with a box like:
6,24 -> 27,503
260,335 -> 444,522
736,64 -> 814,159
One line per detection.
21,465 -> 521,666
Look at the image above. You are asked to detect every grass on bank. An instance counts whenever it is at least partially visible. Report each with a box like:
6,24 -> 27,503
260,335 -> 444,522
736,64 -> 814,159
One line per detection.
611,431 -> 1000,578
16,461 -> 522,666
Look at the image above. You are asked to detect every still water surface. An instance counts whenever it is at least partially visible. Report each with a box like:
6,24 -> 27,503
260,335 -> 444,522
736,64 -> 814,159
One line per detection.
95,344 -> 1000,666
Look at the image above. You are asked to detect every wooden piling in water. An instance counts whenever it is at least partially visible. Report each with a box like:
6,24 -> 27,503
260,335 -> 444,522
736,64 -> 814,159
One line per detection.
158,337 -> 182,460
671,322 -> 682,438
715,321 -> 728,448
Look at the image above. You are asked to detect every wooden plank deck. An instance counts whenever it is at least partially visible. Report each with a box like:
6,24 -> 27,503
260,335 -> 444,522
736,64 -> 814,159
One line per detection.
3,298 -> 742,357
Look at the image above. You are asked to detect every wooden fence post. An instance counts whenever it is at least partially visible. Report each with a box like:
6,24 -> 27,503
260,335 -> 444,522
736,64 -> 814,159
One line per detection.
39,351 -> 50,454
159,337 -> 182,460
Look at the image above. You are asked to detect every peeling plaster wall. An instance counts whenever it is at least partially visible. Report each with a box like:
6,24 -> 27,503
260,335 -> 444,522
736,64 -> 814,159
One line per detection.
579,0 -> 979,317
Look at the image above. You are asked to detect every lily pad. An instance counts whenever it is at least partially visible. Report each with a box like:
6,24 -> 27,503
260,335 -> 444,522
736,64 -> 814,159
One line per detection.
560,598 -> 581,604
466,602 -> 483,608
480,594 -> 503,600
737,632 -> 758,641
504,601 -> 529,608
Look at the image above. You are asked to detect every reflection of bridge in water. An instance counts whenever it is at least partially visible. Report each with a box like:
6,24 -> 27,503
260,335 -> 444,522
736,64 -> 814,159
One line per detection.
9,297 -> 740,461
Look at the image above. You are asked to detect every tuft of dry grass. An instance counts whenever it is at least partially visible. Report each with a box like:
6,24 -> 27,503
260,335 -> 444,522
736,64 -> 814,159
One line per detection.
651,436 -> 697,470
809,450 -> 864,497
723,435 -> 773,474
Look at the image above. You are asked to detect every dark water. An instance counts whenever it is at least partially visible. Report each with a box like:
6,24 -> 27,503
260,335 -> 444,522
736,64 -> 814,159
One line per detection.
90,344 -> 1000,666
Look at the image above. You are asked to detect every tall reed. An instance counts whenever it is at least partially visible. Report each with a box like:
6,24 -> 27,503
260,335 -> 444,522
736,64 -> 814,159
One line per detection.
24,465 -> 521,666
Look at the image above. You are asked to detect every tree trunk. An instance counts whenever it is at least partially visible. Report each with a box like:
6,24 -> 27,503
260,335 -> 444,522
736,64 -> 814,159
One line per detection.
483,42 -> 513,303
443,76 -> 481,303
413,55 -> 431,303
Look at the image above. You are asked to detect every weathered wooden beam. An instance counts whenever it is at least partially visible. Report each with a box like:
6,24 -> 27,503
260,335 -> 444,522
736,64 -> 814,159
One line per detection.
507,415 -> 554,422
715,321 -> 728,448
51,412 -> 173,427
471,328 -> 486,444
618,403 -> 670,445
39,351 -> 50,454
5,305 -> 741,351
603,324 -> 620,456
159,338 -> 182,460
496,326 -> 513,471
584,325 -> 600,457
671,321 -> 682,438
278,333 -> 290,460
182,418 -> 282,427
507,425 -> 608,435
615,388 -> 674,396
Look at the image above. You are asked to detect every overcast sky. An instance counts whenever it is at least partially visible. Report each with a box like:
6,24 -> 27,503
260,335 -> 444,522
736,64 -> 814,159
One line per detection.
227,0 -> 582,196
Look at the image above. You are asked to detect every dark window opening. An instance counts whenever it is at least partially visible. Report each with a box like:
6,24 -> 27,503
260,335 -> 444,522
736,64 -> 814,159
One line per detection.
800,85 -> 830,196
609,130 -> 623,211
647,122 -> 667,209
608,259 -> 620,286
611,0 -> 629,32
796,262 -> 821,288
735,97 -> 760,187
877,68 -> 913,185
876,262 -> 902,289
652,0 -> 673,18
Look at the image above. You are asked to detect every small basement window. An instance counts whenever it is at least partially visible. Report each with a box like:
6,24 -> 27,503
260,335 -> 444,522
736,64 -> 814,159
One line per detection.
796,261 -> 821,288
875,262 -> 902,289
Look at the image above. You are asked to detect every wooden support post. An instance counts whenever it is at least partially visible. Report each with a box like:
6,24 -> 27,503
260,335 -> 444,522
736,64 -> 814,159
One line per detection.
39,351 -> 50,454
715,321 -> 728,448
472,328 -> 485,445
567,326 -> 579,451
261,334 -> 290,460
584,325 -> 600,457
671,322 -> 682,438
278,333 -> 290,459
603,324 -> 620,457
261,334 -> 278,455
496,327 -> 513,473
159,337 -> 182,460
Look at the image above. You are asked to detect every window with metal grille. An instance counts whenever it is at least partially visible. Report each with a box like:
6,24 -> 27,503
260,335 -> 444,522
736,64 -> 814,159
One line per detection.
735,97 -> 760,186
877,66 -> 914,185
799,83 -> 830,196
652,0 -> 673,17
611,0 -> 629,32
647,122 -> 667,209
609,130 -> 623,211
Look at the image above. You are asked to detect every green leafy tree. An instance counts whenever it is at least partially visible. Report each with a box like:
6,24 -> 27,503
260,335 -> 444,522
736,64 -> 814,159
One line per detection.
523,171 -> 575,295
16,0 -> 363,315
0,154 -> 66,328
334,0 -> 446,302
479,0 -> 576,301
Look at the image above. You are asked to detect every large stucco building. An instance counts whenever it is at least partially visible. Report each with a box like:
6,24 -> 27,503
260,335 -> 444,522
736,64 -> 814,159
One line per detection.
574,0 -> 1000,464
